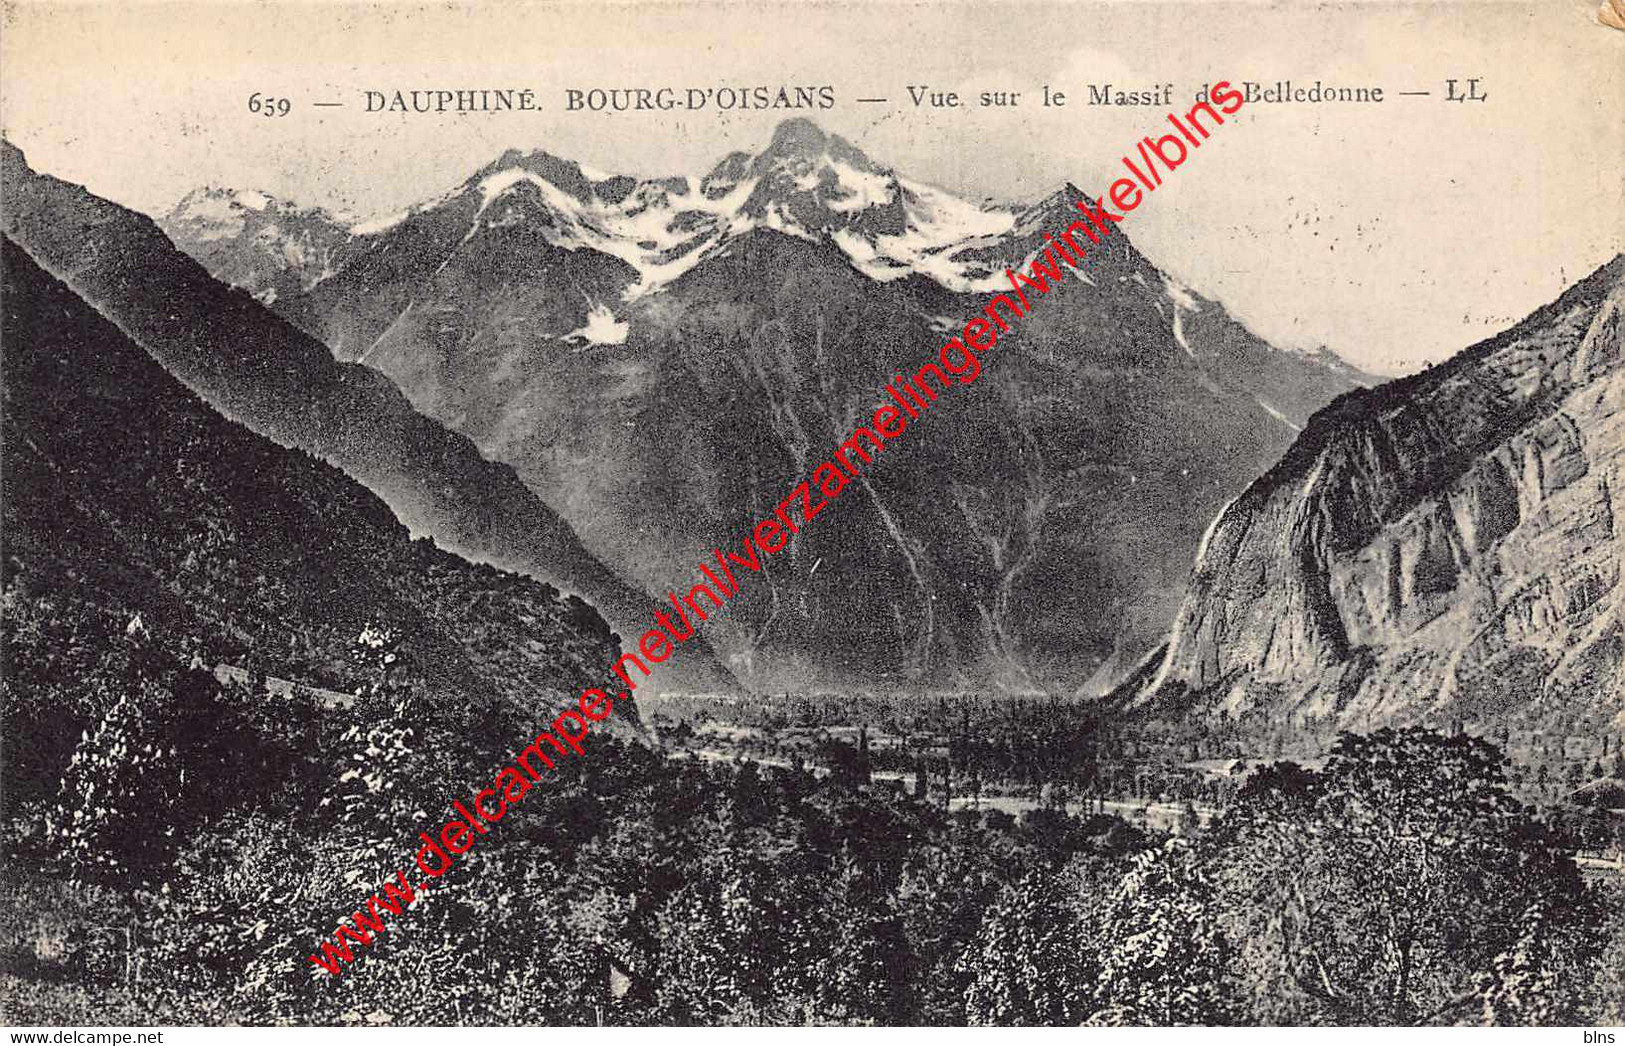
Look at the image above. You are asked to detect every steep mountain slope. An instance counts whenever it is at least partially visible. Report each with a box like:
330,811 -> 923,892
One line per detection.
202,119 -> 1370,694
1131,254 -> 1625,735
0,235 -> 625,719
0,141 -> 736,694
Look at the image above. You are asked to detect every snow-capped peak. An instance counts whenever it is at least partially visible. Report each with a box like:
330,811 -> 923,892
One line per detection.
195,122 -> 1212,313
431,124 -> 1113,299
170,186 -> 337,224
167,187 -> 269,238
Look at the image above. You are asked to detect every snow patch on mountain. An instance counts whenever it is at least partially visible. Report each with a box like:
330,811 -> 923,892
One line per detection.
832,229 -> 882,267
566,302 -> 630,346
835,177 -> 1017,291
350,209 -> 412,236
469,163 -> 768,297
762,201 -> 819,241
1163,275 -> 1201,313
1172,308 -> 1196,359
826,160 -> 896,214
169,189 -> 250,239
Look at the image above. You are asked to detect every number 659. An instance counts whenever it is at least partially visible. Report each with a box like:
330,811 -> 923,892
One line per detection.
248,93 -> 291,117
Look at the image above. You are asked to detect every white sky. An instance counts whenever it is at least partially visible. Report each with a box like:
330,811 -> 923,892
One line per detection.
2,0 -> 1621,375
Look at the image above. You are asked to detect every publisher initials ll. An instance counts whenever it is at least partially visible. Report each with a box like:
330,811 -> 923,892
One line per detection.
1446,77 -> 1487,102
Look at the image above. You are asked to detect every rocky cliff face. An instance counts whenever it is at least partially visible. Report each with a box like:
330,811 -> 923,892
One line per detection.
1135,255 -> 1624,734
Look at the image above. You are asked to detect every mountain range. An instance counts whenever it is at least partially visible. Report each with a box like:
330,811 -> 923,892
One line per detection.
4,117 -> 1616,733
159,118 -> 1374,695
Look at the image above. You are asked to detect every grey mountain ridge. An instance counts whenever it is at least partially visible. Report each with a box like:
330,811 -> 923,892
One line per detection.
160,119 -> 1376,696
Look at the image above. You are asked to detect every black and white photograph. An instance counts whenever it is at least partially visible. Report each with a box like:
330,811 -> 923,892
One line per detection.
0,0 -> 1621,1031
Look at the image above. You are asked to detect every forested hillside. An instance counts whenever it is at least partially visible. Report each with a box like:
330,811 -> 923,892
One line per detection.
1,235 -> 637,807
1,235 -> 622,699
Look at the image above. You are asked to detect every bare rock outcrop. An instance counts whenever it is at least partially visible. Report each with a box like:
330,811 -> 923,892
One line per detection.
1137,254 -> 1624,734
